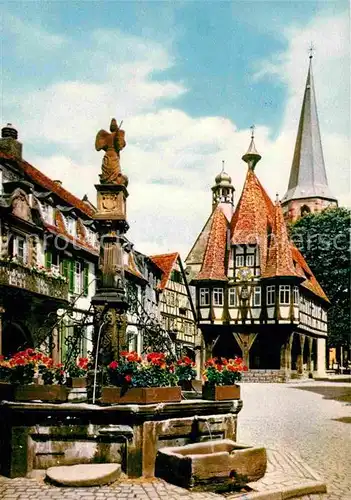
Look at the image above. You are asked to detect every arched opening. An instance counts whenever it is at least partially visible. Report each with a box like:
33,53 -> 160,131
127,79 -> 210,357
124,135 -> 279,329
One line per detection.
212,332 -> 241,359
303,337 -> 310,372
2,321 -> 32,357
300,205 -> 311,217
249,334 -> 280,369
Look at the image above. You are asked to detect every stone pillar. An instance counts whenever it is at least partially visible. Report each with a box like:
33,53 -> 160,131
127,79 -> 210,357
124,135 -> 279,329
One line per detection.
280,334 -> 292,377
0,305 -> 5,355
296,334 -> 305,374
315,337 -> 327,376
307,337 -> 313,373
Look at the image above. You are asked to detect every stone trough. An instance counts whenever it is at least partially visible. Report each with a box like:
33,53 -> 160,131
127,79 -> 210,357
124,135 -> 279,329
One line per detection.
155,439 -> 267,489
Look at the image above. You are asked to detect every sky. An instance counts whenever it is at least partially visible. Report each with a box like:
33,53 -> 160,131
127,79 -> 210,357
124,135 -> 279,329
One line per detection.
1,0 -> 350,259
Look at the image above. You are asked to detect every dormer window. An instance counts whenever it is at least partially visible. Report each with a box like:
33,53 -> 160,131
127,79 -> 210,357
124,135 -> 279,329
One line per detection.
65,216 -> 76,235
246,254 -> 255,267
236,255 -> 244,267
41,203 -> 53,225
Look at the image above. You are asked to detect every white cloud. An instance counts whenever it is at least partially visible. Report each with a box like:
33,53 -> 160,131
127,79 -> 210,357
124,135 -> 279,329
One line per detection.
3,10 -> 350,261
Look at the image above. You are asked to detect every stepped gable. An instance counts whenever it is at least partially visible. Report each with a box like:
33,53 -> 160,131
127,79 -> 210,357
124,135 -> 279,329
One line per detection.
195,206 -> 228,281
149,252 -> 179,289
263,201 -> 301,278
230,169 -> 275,274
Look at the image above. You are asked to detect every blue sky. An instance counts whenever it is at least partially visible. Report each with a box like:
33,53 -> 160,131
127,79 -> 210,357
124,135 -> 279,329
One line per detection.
1,0 -> 350,256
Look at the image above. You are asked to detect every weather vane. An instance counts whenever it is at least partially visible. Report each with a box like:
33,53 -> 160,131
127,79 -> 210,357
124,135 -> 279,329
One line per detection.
309,42 -> 315,59
250,124 -> 255,139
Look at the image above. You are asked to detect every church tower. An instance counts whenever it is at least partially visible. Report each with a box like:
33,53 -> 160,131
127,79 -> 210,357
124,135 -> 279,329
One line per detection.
281,54 -> 338,221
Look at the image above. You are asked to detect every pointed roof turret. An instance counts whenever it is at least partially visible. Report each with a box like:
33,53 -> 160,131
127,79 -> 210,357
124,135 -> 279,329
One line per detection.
242,125 -> 261,170
282,55 -> 337,204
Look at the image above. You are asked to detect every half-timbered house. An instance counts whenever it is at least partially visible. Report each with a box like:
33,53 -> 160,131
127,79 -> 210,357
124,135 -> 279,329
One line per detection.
186,133 -> 329,382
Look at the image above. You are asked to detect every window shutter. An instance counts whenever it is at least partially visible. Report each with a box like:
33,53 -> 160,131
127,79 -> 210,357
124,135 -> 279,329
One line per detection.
62,259 -> 69,279
68,260 -> 75,293
83,263 -> 89,296
45,250 -> 52,269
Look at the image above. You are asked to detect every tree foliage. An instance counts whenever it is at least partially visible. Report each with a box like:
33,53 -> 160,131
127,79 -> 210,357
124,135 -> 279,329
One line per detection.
290,207 -> 351,347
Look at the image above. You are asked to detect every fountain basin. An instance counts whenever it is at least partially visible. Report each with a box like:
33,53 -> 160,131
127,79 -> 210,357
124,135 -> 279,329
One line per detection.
155,439 -> 267,489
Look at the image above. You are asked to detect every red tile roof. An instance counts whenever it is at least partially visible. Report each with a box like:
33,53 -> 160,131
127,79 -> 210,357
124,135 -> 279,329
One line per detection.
196,206 -> 228,281
263,202 -> 301,279
149,252 -> 179,289
291,245 -> 329,302
230,169 -> 275,274
0,151 -> 95,217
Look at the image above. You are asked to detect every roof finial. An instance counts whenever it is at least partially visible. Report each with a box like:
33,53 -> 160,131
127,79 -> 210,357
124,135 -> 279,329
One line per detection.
242,126 -> 261,170
221,160 -> 225,173
250,124 -> 255,139
309,42 -> 315,60
275,192 -> 279,203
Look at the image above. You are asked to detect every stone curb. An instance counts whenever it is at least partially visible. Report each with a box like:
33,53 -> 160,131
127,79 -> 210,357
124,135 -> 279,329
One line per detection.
228,480 -> 327,499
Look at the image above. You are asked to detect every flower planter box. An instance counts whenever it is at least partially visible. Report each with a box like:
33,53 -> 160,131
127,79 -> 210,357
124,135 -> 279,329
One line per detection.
100,386 -> 182,405
202,384 -> 240,401
14,384 -> 68,402
0,381 -> 14,401
66,377 -> 87,389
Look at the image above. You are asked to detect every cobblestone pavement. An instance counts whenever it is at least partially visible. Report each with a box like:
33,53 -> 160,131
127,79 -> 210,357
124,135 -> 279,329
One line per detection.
238,381 -> 351,500
0,382 -> 349,500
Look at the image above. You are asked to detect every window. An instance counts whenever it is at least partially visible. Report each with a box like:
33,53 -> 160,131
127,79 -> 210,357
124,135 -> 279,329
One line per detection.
65,216 -> 76,235
293,286 -> 299,305
41,203 -> 53,224
266,285 -> 275,306
253,286 -> 261,306
0,169 -> 3,194
236,255 -> 244,267
279,285 -> 291,305
14,236 -> 27,264
213,288 -> 223,306
246,254 -> 255,267
83,264 -> 89,296
229,288 -> 237,307
199,288 -> 210,306
179,307 -> 186,316
74,261 -> 82,294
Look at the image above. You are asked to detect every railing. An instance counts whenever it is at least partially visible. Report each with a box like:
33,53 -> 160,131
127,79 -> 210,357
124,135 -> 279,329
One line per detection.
0,261 -> 69,301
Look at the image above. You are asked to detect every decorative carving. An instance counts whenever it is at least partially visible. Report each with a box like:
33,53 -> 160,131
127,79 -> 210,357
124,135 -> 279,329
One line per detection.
11,189 -> 32,222
95,118 -> 128,186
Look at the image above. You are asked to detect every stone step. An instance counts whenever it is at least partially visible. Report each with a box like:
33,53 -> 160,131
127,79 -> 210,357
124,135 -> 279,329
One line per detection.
46,463 -> 121,487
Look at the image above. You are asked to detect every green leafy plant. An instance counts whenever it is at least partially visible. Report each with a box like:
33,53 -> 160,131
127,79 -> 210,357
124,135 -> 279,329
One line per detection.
175,356 -> 197,382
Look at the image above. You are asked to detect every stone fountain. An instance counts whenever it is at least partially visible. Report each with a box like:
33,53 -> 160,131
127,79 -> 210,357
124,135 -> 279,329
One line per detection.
0,119 -> 245,484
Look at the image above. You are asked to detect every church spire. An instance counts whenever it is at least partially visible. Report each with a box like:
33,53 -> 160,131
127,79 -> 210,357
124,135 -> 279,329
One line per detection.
282,53 -> 337,220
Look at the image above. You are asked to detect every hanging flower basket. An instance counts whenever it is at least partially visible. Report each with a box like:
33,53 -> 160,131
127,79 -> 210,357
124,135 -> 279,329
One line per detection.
14,384 -> 68,402
202,383 -> 240,401
100,385 -> 181,405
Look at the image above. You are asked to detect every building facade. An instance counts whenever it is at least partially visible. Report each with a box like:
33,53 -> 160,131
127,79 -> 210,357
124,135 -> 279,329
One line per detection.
0,124 -> 197,363
281,56 -> 338,221
186,134 -> 329,382
0,124 -> 98,362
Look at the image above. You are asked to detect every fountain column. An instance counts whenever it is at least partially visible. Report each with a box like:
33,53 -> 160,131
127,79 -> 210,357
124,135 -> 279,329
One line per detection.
91,118 -> 129,363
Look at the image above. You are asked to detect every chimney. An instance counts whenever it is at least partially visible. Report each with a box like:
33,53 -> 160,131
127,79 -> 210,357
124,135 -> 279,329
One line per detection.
0,123 -> 22,159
